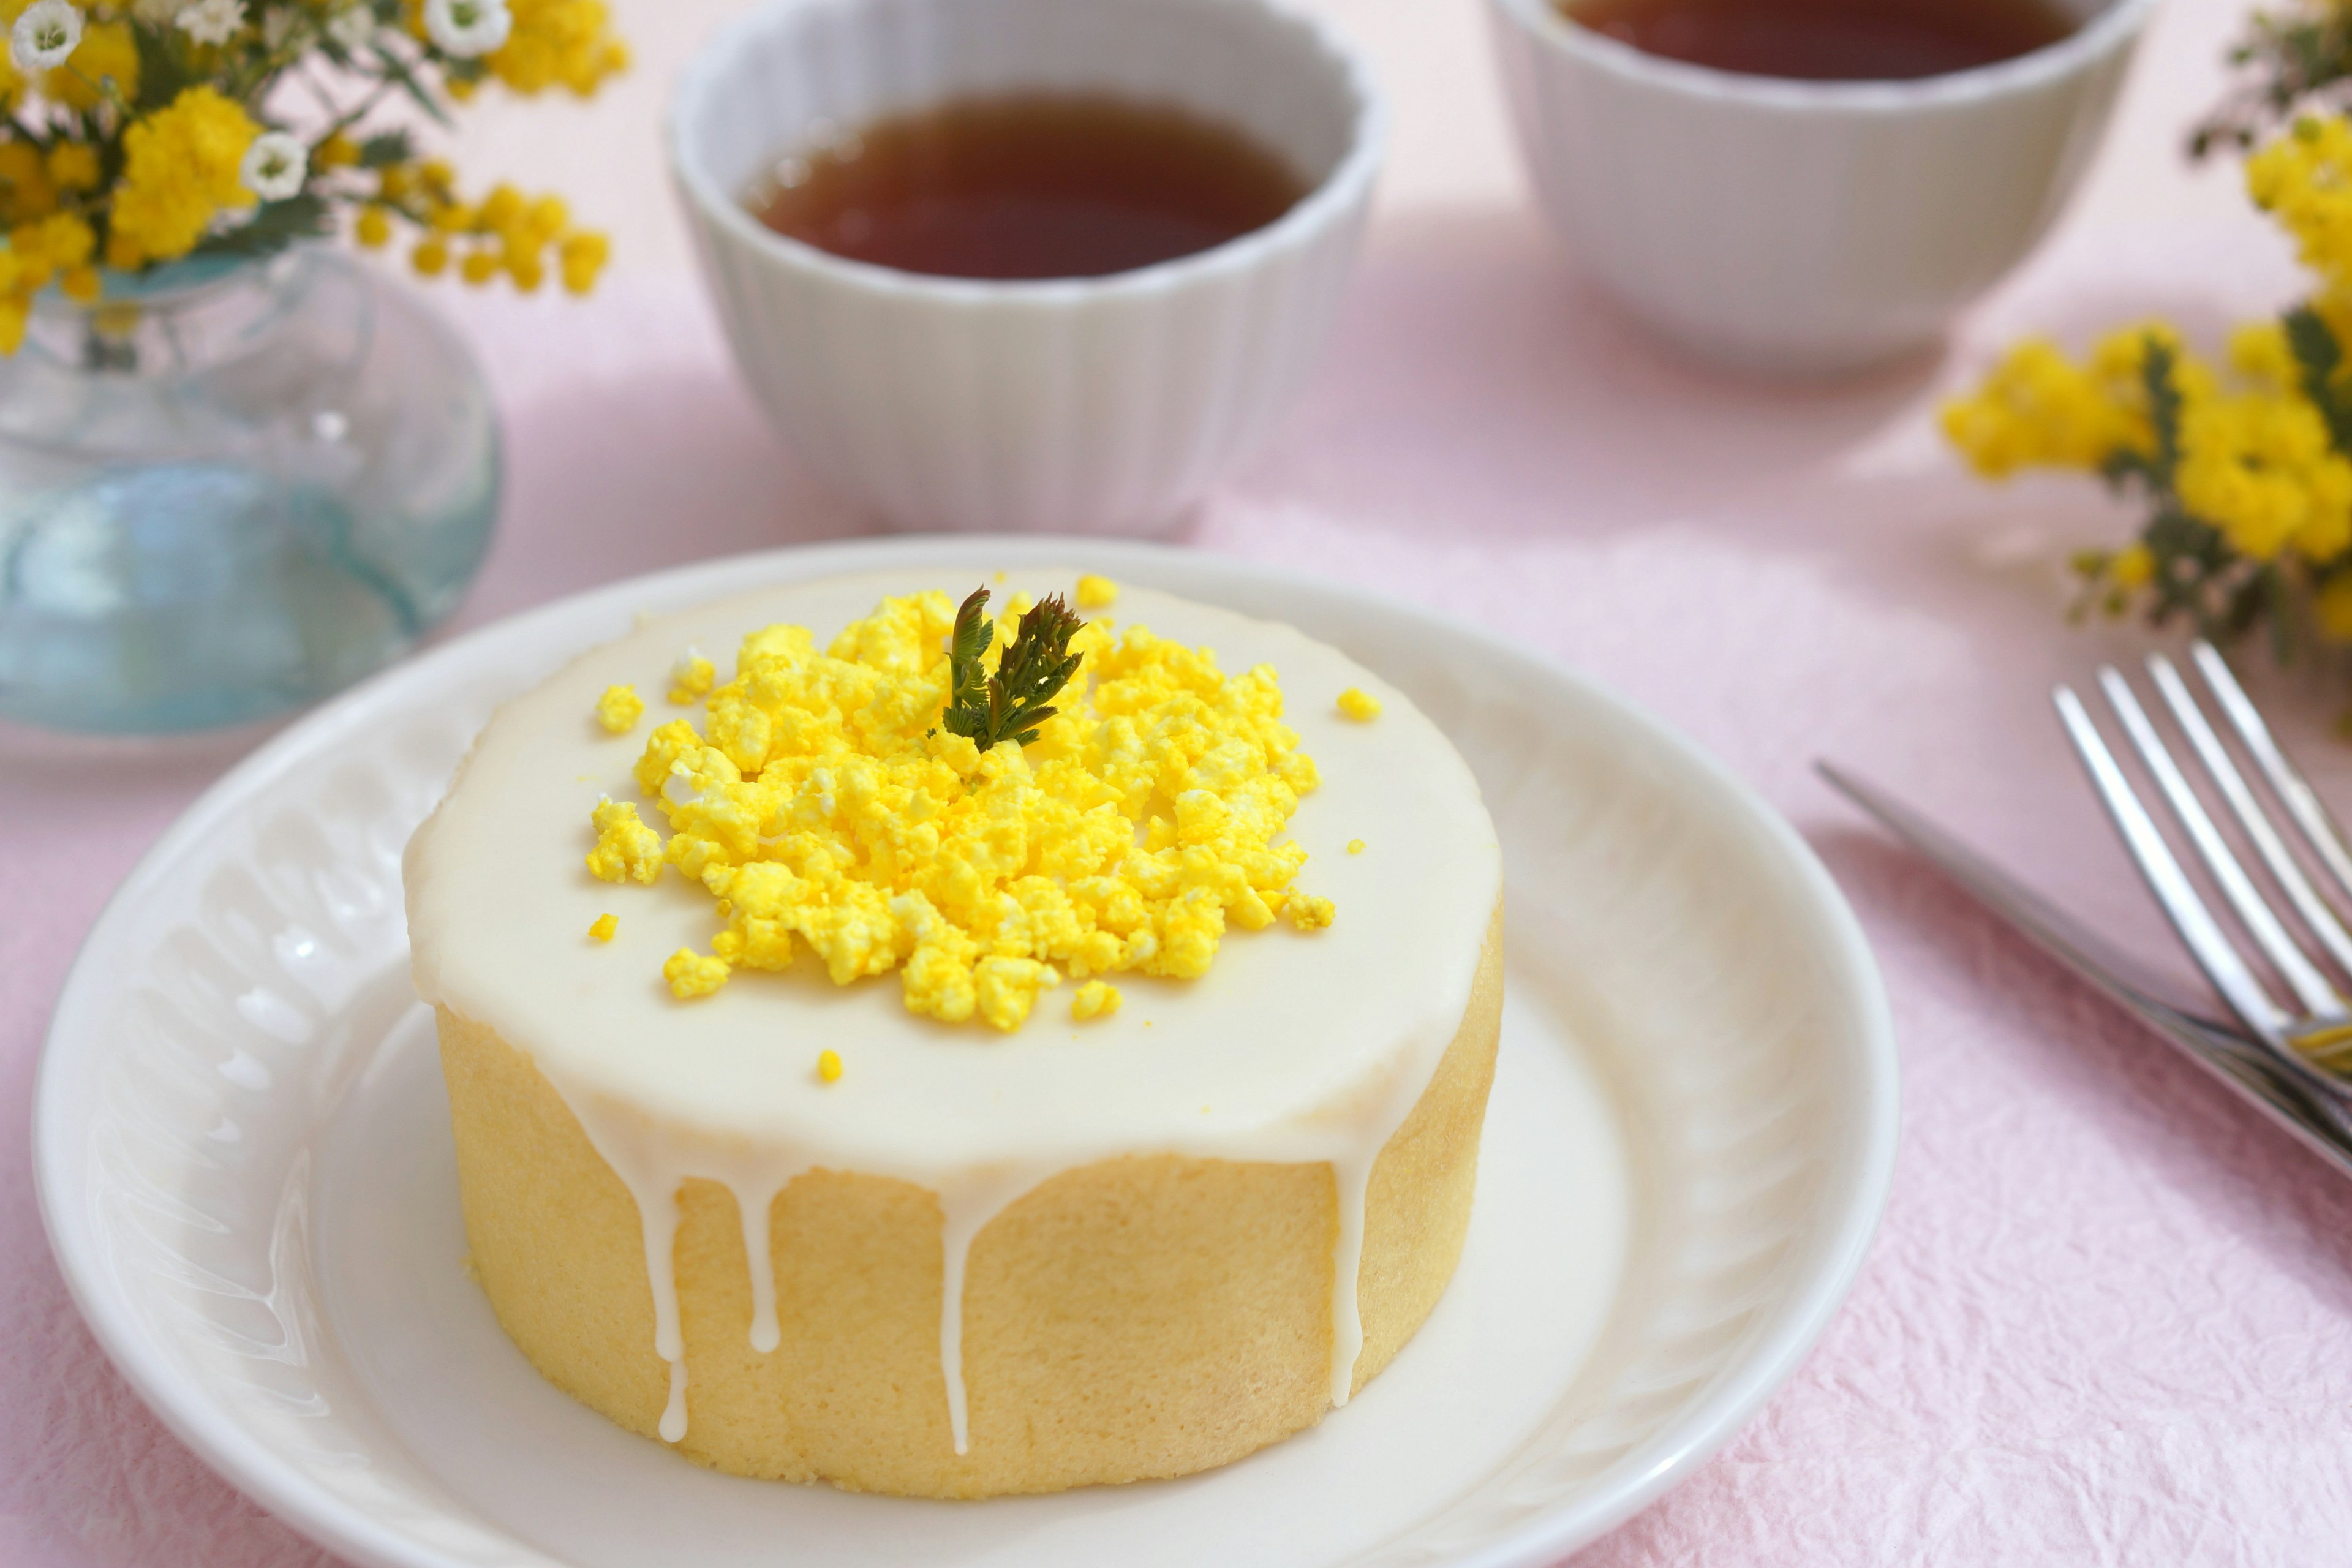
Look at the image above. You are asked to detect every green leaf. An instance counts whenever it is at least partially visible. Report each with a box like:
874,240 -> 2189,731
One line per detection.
356,129 -> 414,168
369,42 -> 454,130
2284,303 -> 2352,456
2141,334 -> 2184,493
938,586 -> 996,742
2140,505 -> 2234,639
129,19 -> 195,113
2100,448 -> 2163,496
186,194 -> 334,261
936,587 -> 1087,752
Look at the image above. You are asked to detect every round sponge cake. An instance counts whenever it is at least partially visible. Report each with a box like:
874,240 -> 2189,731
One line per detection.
405,571 -> 1504,1498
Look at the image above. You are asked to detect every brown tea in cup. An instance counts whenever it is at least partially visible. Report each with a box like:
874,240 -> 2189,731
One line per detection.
748,93 -> 1306,281
1562,0 -> 2077,80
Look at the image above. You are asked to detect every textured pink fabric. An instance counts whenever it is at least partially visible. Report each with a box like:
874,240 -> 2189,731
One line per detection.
9,2 -> 2352,1562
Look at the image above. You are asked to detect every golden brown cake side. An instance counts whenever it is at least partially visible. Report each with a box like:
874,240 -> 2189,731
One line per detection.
438,907 -> 1504,1498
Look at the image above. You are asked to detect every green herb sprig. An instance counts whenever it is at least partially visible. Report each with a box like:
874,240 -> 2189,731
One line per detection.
937,587 -> 1086,752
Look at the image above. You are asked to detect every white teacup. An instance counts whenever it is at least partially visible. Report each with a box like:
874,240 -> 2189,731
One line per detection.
1487,0 -> 2163,374
669,0 -> 1384,535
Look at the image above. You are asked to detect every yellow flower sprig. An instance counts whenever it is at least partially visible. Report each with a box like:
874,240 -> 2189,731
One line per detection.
356,159 -> 607,294
104,85 -> 260,271
475,0 -> 627,96
2248,115 -> 2352,355
1943,101 -> 2352,660
0,208 -> 92,349
1945,314 -> 2352,649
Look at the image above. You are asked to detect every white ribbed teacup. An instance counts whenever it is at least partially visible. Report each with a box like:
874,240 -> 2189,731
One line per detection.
669,0 -> 1383,535
1487,0 -> 2163,375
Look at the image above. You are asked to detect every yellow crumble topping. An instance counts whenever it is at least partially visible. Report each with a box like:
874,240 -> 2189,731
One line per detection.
585,589 -> 1329,1030
586,799 -> 663,883
588,913 -> 619,941
663,948 -> 728,998
1348,839 -> 1365,854
816,1049 -> 843,1083
595,684 -> 644,733
1336,687 -> 1381,722
668,647 -> 716,705
1072,981 -> 1121,1020
1075,574 -> 1119,609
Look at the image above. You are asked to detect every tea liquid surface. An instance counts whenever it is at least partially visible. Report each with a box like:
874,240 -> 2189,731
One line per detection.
750,94 -> 1308,281
1564,0 -> 2078,80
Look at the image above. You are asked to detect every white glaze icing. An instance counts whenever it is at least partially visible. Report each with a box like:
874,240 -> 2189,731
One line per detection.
405,571 -> 1501,1457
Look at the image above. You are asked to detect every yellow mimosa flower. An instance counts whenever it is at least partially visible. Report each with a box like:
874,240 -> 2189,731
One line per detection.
108,86 -> 260,267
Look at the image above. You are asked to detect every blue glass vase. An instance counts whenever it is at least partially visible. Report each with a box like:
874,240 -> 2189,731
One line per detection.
0,247 -> 499,734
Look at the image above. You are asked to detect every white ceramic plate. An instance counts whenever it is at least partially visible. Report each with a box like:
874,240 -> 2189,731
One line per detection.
36,538 -> 1896,1568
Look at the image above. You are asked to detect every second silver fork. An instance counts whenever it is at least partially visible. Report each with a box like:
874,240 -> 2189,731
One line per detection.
2058,641 -> 2352,1109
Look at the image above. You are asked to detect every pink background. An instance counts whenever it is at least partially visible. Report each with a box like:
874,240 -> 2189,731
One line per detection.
8,0 -> 2352,1561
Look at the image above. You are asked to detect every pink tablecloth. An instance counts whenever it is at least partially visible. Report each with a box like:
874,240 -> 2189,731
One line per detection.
10,1 -> 2352,1561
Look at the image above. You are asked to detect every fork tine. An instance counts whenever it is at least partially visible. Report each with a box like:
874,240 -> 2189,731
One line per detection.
2147,652 -> 2352,985
2191,640 -> 2352,910
2097,666 -> 2346,1020
2056,683 -> 2293,1041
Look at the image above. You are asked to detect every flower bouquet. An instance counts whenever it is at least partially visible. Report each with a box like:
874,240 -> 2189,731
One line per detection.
0,0 -> 624,350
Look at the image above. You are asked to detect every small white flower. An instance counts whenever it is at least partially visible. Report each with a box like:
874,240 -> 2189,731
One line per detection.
174,0 -> 245,45
10,1 -> 81,75
240,130 -> 307,202
323,2 -> 374,52
422,0 -> 508,57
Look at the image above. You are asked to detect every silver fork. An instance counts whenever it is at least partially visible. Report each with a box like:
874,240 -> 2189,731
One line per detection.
2057,641 -> 2352,1111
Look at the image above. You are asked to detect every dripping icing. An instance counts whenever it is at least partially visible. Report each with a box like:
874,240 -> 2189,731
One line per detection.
541,1063 -> 832,1444
549,1078 -> 693,1444
1327,1149 -> 1372,1408
736,1175 -> 787,1354
661,1360 -> 688,1443
532,1019 -> 1453,1455
931,1170 -> 1064,1453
